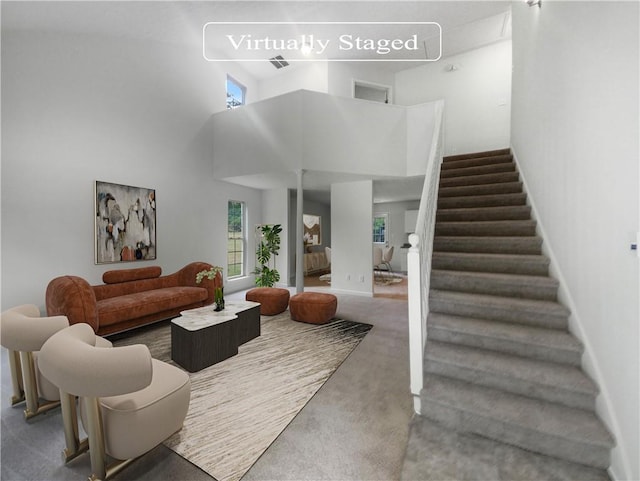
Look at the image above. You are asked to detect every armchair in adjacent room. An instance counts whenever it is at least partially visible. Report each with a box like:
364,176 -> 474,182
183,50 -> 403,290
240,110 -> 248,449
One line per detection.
373,245 -> 394,277
325,246 -> 332,268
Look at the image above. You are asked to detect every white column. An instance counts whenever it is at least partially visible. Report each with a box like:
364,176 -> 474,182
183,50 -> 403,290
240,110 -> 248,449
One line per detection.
295,169 -> 305,293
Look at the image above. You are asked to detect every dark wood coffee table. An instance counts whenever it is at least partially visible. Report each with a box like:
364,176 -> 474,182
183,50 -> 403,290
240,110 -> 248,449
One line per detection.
170,301 -> 260,372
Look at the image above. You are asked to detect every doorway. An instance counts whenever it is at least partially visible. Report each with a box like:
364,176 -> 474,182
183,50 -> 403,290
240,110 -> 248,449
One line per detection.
353,80 -> 392,104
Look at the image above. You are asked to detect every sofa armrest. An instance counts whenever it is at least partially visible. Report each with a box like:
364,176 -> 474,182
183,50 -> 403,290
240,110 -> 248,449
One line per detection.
173,262 -> 221,305
46,276 -> 100,333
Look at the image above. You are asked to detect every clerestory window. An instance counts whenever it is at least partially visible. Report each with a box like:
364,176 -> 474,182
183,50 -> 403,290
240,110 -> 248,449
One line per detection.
226,75 -> 246,110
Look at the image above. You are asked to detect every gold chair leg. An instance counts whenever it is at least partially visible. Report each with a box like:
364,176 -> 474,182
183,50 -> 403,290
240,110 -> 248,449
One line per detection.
84,396 -> 108,481
19,351 -> 60,420
20,351 -> 40,417
83,396 -> 137,481
60,391 -> 88,463
8,349 -> 25,405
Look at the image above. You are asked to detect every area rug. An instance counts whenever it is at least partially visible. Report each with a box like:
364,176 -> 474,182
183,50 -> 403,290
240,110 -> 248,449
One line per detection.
113,313 -> 372,481
374,272 -> 405,285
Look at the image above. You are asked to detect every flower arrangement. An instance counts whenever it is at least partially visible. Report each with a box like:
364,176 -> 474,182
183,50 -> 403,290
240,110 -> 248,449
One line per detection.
196,266 -> 225,311
195,266 -> 223,284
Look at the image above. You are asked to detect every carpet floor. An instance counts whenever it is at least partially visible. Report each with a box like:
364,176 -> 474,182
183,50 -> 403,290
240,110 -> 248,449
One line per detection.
113,312 -> 372,481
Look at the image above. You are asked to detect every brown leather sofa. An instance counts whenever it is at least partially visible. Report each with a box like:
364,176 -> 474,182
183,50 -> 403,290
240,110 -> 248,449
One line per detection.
46,262 -> 221,336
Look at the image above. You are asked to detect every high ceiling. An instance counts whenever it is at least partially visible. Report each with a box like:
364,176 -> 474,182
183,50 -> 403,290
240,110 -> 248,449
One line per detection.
3,1 -> 512,203
3,0 -> 511,80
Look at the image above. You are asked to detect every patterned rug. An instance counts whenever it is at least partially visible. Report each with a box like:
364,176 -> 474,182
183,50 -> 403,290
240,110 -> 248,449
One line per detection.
113,312 -> 372,481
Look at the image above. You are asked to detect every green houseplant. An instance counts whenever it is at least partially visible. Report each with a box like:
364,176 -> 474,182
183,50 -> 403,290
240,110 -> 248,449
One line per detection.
253,224 -> 282,287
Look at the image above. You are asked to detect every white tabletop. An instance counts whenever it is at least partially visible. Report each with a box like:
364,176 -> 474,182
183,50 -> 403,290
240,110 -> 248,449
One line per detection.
172,301 -> 260,332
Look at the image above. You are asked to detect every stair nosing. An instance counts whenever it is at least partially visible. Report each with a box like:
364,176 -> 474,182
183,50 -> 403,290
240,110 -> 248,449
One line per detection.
430,269 -> 559,287
424,340 -> 597,397
421,374 -> 613,447
443,149 -> 511,162
428,312 -> 582,355
440,171 -> 520,187
430,289 -> 570,314
440,162 -> 515,178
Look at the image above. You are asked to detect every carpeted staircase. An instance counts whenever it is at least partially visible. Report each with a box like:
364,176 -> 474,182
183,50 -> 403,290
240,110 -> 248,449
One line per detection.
420,149 -> 614,469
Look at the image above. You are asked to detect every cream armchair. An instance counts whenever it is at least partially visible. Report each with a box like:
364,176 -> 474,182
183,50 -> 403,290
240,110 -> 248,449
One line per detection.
373,245 -> 394,277
1,304 -> 115,464
0,304 -> 70,419
39,323 -> 191,481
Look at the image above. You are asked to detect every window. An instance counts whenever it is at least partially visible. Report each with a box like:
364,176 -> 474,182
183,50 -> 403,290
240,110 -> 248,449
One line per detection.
227,200 -> 245,277
226,75 -> 246,110
373,213 -> 388,244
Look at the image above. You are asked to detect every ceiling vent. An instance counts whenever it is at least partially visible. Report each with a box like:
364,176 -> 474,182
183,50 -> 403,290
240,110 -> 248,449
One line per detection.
269,55 -> 289,69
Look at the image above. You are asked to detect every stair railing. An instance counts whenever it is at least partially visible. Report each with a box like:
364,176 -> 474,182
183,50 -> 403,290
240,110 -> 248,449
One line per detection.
407,99 -> 444,414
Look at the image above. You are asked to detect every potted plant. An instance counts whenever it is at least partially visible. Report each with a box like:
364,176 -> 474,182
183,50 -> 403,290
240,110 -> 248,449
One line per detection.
196,266 -> 225,311
253,224 -> 282,287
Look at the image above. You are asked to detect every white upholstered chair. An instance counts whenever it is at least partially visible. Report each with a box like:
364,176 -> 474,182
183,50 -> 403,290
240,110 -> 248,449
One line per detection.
325,246 -> 332,267
39,323 -> 191,481
0,304 -> 70,419
382,246 -> 395,274
373,245 -> 383,271
373,245 -> 394,277
0,304 -> 114,463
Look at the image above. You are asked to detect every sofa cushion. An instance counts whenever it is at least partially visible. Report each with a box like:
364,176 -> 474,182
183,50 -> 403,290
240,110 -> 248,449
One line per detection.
103,266 -> 162,284
97,287 -> 207,328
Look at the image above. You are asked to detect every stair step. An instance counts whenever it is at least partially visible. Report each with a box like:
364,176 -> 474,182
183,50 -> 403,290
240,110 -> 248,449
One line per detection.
435,220 -> 537,237
443,148 -> 511,162
430,270 -> 558,300
433,236 -> 543,255
429,290 -> 570,329
420,374 -> 614,469
438,192 -> 527,209
440,162 -> 515,179
436,205 -> 531,222
432,252 -> 550,276
402,416 -> 611,481
441,154 -> 513,171
438,181 -> 523,198
440,171 -> 520,188
424,340 -> 596,410
428,313 -> 583,366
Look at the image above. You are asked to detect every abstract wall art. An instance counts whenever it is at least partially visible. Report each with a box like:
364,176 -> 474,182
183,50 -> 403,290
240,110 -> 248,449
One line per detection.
95,181 -> 156,264
303,214 -> 321,246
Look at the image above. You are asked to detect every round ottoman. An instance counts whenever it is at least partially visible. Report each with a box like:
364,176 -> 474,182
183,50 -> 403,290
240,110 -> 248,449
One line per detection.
245,287 -> 290,316
289,292 -> 337,325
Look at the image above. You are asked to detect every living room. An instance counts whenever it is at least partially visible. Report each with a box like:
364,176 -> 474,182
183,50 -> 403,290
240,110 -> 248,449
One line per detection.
2,1 -> 638,481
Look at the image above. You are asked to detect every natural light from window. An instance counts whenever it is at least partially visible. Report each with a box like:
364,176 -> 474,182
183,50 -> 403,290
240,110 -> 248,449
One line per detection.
227,200 -> 245,277
373,213 -> 388,244
226,75 -> 245,110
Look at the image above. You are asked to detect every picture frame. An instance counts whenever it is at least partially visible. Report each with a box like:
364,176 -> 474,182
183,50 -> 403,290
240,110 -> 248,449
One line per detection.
95,180 -> 156,264
303,214 -> 321,246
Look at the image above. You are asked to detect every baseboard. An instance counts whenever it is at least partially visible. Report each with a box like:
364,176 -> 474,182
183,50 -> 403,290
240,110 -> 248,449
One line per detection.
511,145 -> 631,481
329,288 -> 374,298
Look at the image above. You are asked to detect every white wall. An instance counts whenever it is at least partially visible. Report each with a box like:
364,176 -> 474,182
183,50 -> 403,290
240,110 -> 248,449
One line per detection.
327,62 -> 395,101
260,188 -> 290,288
395,40 -> 512,156
1,9 -> 263,310
511,3 -> 639,480
374,200 -> 420,272
258,62 -> 329,101
212,90 -> 440,181
256,59 -> 396,103
331,181 -> 373,296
